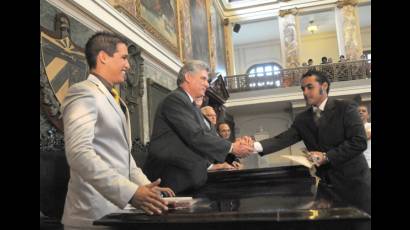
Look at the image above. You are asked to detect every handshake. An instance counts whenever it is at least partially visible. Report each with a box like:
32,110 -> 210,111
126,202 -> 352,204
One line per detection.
231,136 -> 256,158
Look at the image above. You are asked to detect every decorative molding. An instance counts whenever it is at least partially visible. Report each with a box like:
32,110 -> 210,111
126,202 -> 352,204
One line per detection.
278,7 -> 298,17
111,0 -> 179,56
223,18 -> 230,26
336,0 -> 359,8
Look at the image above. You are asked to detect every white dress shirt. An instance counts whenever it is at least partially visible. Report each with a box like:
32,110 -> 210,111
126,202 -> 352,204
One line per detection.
253,97 -> 328,153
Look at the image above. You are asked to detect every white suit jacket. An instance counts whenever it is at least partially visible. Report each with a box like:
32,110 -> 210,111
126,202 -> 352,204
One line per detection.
61,74 -> 151,227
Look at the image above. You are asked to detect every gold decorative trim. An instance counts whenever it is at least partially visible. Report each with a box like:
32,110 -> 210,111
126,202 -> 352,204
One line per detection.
279,8 -> 298,17
113,2 -> 179,56
336,0 -> 358,8
207,0 -> 215,71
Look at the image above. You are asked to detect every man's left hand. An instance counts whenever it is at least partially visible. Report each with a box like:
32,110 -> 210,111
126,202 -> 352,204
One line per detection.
231,161 -> 243,170
308,151 -> 328,167
153,186 -> 176,198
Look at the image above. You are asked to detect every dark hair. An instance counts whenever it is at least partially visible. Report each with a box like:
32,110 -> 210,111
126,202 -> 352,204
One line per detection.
321,56 -> 327,62
301,70 -> 331,94
85,31 -> 128,69
217,122 -> 230,132
308,59 -> 313,62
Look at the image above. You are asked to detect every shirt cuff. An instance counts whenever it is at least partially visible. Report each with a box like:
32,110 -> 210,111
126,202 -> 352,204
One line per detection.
207,164 -> 213,170
254,142 -> 263,153
229,143 -> 233,153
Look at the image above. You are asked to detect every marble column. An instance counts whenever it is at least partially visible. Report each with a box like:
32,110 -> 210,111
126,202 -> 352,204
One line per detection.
335,0 -> 363,60
278,8 -> 301,68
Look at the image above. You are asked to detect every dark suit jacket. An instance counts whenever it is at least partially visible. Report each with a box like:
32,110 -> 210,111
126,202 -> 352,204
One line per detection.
259,98 -> 370,214
144,88 -> 232,193
202,116 -> 240,164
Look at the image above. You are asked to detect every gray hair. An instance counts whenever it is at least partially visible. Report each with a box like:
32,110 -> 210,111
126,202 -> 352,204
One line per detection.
177,60 -> 210,86
200,106 -> 215,114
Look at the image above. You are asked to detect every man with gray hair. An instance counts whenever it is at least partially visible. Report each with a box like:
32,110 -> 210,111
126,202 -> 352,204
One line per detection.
144,60 -> 253,193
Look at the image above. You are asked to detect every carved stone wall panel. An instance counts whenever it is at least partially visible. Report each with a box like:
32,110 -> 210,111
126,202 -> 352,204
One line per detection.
144,61 -> 177,91
120,44 -> 145,141
40,0 -> 95,151
40,0 -> 95,48
340,5 -> 363,60
280,13 -> 300,68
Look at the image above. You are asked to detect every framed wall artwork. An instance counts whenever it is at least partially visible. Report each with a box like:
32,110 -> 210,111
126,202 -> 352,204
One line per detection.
113,0 -> 180,55
210,1 -> 227,77
189,0 -> 210,64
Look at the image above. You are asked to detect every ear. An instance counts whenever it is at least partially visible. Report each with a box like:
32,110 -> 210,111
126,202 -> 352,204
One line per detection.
322,82 -> 328,92
97,50 -> 108,65
184,72 -> 192,83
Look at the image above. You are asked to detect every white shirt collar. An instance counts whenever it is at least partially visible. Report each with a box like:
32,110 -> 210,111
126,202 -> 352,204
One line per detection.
183,89 -> 194,103
313,97 -> 328,112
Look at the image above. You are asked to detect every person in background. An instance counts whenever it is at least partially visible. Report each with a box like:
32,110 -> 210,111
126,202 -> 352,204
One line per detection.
307,59 -> 314,66
358,104 -> 371,171
321,56 -> 328,64
327,57 -> 333,63
217,122 -> 232,141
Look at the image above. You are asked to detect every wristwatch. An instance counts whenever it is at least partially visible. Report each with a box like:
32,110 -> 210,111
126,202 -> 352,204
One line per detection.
322,152 -> 329,162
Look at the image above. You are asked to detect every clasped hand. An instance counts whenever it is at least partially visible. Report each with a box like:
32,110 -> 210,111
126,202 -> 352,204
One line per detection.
231,136 -> 255,158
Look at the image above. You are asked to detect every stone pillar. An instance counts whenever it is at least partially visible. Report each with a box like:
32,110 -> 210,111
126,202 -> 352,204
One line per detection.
335,0 -> 363,60
223,18 -> 235,75
278,8 -> 301,68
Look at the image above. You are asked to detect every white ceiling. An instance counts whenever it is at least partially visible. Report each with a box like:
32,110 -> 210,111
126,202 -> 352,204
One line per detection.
233,4 -> 371,45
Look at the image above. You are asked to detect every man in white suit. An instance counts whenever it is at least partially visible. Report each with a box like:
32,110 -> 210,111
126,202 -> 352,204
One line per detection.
61,32 -> 175,229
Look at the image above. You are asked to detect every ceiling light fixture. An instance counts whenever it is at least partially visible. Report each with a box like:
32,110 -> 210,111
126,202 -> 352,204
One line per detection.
307,20 -> 318,34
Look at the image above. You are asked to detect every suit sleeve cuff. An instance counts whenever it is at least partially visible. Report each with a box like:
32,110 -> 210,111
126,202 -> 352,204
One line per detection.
254,142 -> 263,153
229,143 -> 233,153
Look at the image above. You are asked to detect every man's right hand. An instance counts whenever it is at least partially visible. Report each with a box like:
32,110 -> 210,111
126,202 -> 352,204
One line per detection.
231,139 -> 254,158
130,179 -> 169,215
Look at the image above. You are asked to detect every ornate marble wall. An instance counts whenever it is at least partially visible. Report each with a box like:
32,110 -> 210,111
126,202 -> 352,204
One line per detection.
140,54 -> 177,142
279,9 -> 300,68
40,0 -> 95,150
340,4 -> 363,60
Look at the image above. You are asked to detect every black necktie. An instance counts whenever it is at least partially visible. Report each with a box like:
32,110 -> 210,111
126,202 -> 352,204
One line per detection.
313,108 -> 321,126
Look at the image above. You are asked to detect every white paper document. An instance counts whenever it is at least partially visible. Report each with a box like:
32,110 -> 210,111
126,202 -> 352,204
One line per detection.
281,155 -> 314,168
281,154 -> 320,194
122,197 -> 196,212
164,197 -> 196,209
